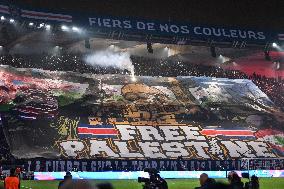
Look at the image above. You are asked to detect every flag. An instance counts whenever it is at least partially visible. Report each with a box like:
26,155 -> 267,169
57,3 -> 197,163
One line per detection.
201,127 -> 255,140
15,88 -> 58,120
278,34 -> 284,41
0,4 -> 10,14
254,129 -> 284,152
77,123 -> 119,139
21,9 -> 72,22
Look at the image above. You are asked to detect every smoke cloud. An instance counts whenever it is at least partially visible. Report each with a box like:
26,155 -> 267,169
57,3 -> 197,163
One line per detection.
84,49 -> 134,75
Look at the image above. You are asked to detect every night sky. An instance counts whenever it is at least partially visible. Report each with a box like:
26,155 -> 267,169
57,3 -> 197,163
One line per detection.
14,0 -> 284,30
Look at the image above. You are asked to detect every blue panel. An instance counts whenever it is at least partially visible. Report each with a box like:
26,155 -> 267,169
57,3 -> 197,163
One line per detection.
0,0 -> 283,44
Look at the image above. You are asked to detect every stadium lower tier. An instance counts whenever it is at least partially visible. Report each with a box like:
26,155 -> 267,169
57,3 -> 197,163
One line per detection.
0,66 -> 283,162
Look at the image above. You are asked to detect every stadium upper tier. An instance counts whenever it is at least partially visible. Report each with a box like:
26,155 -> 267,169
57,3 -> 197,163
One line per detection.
1,0 -> 284,48
11,0 -> 284,30
0,65 -> 283,160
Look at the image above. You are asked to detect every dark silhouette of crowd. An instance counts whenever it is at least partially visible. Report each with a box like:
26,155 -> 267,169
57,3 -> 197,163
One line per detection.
58,171 -> 253,189
195,172 -> 259,189
0,128 -> 11,161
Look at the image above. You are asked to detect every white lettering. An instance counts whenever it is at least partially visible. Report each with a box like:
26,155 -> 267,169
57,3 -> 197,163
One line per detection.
114,141 -> 144,158
230,30 -> 238,38
59,140 -> 85,157
82,162 -> 88,171
147,23 -> 156,31
123,20 -> 132,29
212,28 -> 222,36
89,17 -> 100,26
45,161 -> 52,172
222,29 -> 231,37
194,27 -> 202,34
102,19 -> 111,27
248,141 -> 276,157
137,22 -> 146,30
181,25 -> 190,34
170,25 -> 180,33
239,30 -> 247,38
203,28 -> 212,35
221,141 -> 255,158
89,140 -> 119,157
138,142 -> 166,158
257,32 -> 266,40
160,24 -> 169,32
112,19 -> 122,28
161,142 -> 190,157
136,126 -> 164,141
248,31 -> 257,39
180,126 -> 206,140
185,141 -> 210,158
116,125 -> 136,140
160,126 -> 185,141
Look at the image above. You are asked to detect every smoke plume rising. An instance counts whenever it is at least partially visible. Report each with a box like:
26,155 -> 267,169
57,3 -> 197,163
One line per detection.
84,49 -> 135,76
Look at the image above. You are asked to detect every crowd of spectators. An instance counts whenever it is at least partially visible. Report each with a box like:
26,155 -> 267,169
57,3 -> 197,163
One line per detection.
0,53 -> 283,163
0,54 -> 122,75
132,56 -> 284,107
0,54 -> 282,107
0,127 -> 12,162
250,72 -> 284,108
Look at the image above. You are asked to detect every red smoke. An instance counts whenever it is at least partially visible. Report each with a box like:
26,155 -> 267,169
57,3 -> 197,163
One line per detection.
223,51 -> 284,78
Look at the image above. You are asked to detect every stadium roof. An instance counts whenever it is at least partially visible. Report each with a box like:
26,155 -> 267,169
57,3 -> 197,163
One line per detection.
14,0 -> 284,30
0,0 -> 283,77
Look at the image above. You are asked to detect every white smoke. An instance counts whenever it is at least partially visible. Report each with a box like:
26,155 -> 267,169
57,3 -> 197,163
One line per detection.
84,49 -> 135,77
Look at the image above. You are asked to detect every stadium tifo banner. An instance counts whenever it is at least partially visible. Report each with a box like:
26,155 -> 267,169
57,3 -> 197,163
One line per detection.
0,0 -> 284,44
0,66 -> 283,161
25,159 -> 240,172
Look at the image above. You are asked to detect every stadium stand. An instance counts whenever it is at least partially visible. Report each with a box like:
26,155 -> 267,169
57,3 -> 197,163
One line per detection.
0,54 -> 283,173
0,54 -> 283,107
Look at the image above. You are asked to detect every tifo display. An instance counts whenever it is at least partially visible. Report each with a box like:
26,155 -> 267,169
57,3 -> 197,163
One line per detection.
0,65 -> 283,162
0,0 -> 284,189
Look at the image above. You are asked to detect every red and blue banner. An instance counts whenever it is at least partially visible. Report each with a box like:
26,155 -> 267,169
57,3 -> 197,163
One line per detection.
78,123 -> 119,139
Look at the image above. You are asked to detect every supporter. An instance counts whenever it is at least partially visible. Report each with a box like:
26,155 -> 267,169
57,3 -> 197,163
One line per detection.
15,167 -> 21,177
4,168 -> 20,189
228,171 -> 244,189
58,172 -> 73,189
244,175 -> 259,189
207,182 -> 230,189
195,173 -> 216,189
60,180 -> 94,189
96,183 -> 114,189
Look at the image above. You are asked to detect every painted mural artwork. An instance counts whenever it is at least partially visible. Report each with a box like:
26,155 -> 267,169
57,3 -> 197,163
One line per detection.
0,65 -> 283,160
